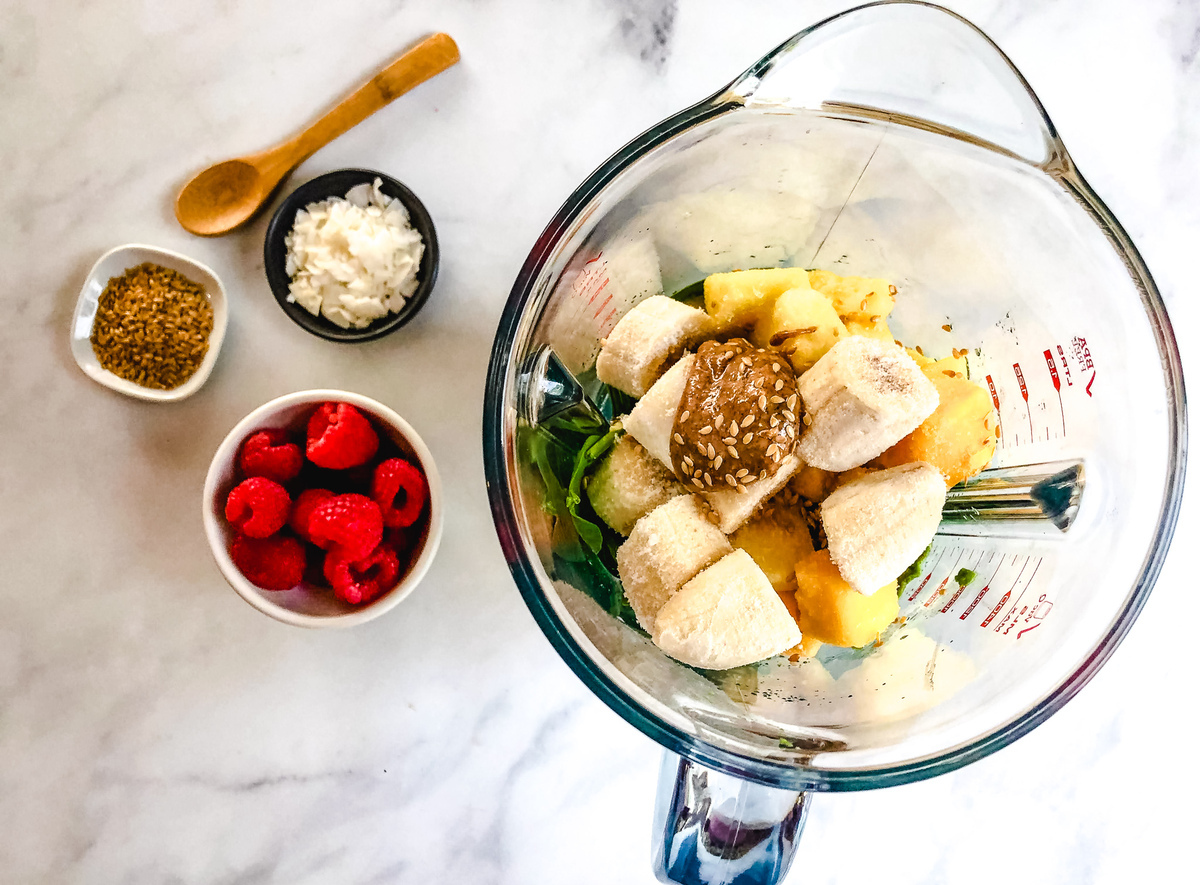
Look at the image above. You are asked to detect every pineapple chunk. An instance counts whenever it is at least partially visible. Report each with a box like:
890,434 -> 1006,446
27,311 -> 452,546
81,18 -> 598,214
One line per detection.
753,286 -> 848,371
730,507 -> 815,591
874,364 -> 997,487
926,353 -> 969,379
704,267 -> 811,330
793,549 -> 899,648
845,316 -> 895,342
790,464 -> 836,504
807,270 -> 896,321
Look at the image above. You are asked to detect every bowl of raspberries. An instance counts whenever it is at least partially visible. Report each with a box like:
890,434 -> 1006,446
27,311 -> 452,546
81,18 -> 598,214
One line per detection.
203,390 -> 442,626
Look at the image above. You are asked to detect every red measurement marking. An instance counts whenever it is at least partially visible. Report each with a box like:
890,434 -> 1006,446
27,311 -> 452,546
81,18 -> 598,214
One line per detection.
1044,349 -> 1066,436
1056,345 -> 1073,386
1013,363 -> 1033,442
981,591 -> 1009,628
1001,558 -> 1042,633
1013,363 -> 1029,401
906,548 -> 948,602
960,584 -> 991,620
1017,622 -> 1041,639
985,375 -> 1003,443
982,557 -> 1031,628
1043,350 -> 1060,392
1086,372 -> 1095,397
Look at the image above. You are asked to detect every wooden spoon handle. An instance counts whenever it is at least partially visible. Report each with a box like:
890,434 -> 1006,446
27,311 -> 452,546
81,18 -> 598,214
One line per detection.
286,33 -> 460,164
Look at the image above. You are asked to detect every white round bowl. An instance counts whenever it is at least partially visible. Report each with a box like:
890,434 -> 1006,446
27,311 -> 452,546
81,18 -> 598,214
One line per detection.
71,243 -> 229,402
203,390 -> 443,627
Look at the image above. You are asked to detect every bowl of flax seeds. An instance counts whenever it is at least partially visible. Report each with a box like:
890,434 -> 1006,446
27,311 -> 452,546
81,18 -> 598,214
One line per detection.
71,244 -> 228,402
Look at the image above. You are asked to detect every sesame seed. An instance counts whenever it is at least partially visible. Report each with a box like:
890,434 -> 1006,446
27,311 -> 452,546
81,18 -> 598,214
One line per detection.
697,442 -> 707,455
774,378 -> 784,391
737,483 -> 748,493
679,410 -> 690,423
713,455 -> 723,470
782,410 -> 795,422
742,356 -> 753,367
741,415 -> 754,428
682,456 -> 693,469
766,443 -> 779,458
759,470 -> 768,479
785,425 -> 795,439
736,468 -> 749,478
723,436 -> 737,445
725,474 -> 736,486
674,433 -> 684,444
870,315 -> 882,323
758,395 -> 767,410
704,473 -> 713,486
707,444 -> 716,459
714,414 -> 724,428
770,395 -> 784,404
729,446 -> 739,459
770,415 -> 780,427
860,299 -> 867,310
699,425 -> 713,435
742,432 -> 753,444
802,413 -> 812,426
692,478 -> 703,488
772,362 -> 780,372
787,394 -> 797,410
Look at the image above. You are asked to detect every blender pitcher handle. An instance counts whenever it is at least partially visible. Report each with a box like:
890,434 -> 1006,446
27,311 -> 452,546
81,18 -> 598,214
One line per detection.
653,752 -> 810,885
724,1 -> 1065,169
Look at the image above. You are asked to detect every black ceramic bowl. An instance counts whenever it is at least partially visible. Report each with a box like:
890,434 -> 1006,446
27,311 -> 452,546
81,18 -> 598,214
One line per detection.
263,169 -> 439,342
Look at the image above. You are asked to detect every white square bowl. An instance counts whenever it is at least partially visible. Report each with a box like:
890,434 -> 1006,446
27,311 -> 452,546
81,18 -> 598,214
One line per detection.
71,244 -> 228,401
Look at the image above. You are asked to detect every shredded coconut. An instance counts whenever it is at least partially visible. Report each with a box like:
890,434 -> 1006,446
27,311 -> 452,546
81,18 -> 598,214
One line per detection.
284,178 -> 424,330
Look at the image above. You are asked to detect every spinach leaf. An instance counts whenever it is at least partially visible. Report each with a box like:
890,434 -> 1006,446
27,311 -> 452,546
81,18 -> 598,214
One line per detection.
897,543 -> 933,595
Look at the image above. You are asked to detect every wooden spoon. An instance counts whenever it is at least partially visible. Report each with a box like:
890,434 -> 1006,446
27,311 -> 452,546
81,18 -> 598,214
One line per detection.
175,32 -> 459,237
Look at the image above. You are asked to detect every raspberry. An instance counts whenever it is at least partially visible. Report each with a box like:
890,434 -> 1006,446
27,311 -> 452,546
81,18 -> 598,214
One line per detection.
239,429 -> 303,484
306,402 -> 379,470
371,458 -> 427,529
225,477 -> 291,538
288,488 -> 335,542
323,545 -> 400,605
230,534 -> 306,591
383,526 -> 415,559
307,493 -> 383,561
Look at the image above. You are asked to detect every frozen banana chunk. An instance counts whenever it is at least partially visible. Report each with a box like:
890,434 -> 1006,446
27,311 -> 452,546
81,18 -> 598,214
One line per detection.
652,549 -> 803,670
616,495 -> 732,632
587,435 -> 685,536
820,462 -> 946,595
702,453 -> 802,534
797,336 -> 938,472
623,352 -> 694,468
597,296 -> 714,397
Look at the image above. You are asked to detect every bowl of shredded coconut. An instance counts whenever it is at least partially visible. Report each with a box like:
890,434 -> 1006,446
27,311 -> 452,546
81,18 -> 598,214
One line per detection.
264,169 -> 438,341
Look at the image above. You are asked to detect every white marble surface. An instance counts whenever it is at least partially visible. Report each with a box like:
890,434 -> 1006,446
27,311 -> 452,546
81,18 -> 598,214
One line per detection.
1,0 -> 1197,882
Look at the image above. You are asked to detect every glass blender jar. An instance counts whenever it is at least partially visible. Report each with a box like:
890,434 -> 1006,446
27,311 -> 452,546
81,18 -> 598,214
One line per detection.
483,3 -> 1187,882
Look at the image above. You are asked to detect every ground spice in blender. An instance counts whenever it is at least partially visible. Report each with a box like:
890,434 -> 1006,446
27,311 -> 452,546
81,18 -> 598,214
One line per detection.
90,262 -> 214,390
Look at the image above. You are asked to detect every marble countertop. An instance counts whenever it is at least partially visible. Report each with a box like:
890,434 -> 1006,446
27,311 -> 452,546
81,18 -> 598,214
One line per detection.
2,0 -> 1196,882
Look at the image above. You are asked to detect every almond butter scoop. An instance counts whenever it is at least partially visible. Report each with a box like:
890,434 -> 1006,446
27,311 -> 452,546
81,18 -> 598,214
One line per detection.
669,338 -> 800,492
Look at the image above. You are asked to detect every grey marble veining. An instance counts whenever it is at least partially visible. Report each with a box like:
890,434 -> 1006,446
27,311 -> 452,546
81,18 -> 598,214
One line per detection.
1,0 -> 1197,882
